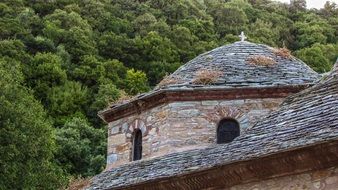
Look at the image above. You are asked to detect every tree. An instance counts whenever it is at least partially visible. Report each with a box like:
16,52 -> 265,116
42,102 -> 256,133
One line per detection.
89,83 -> 121,125
208,1 -> 249,37
136,31 -> 179,64
47,81 -> 89,126
133,13 -> 158,36
290,0 -> 306,12
248,19 -> 278,46
98,32 -> 138,64
17,8 -> 42,36
0,16 -> 28,40
0,57 -> 66,189
146,61 -> 182,86
42,9 -> 97,61
178,18 -> 217,41
64,26 -> 97,61
55,117 -> 106,177
295,43 -> 336,73
80,0 -> 112,32
27,53 -> 67,103
293,13 -> 335,49
25,36 -> 56,54
321,1 -> 337,18
0,39 -> 30,63
72,55 -> 126,88
124,69 -> 150,95
170,26 -> 197,62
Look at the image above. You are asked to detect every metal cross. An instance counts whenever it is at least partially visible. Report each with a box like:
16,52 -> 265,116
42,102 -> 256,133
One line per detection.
239,31 -> 247,42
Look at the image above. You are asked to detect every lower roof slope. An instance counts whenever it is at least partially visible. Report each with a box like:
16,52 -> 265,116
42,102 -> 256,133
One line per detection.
89,62 -> 338,190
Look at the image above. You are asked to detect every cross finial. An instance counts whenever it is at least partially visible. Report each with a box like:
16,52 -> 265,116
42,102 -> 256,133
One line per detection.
239,31 -> 247,42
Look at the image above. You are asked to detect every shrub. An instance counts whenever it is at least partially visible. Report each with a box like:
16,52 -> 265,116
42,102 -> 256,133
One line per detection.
124,69 -> 150,95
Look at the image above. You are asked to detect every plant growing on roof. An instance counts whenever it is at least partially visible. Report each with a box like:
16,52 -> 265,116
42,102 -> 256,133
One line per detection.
111,90 -> 133,106
272,47 -> 293,59
247,55 -> 276,66
67,176 -> 92,190
192,69 -> 223,85
155,74 -> 182,89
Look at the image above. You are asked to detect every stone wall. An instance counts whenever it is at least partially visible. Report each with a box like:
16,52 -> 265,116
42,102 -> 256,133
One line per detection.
230,167 -> 338,190
106,98 -> 284,169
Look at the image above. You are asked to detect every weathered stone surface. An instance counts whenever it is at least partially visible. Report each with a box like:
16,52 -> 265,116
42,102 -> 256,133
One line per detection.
168,102 -> 198,108
106,154 -> 117,164
110,127 -> 119,135
105,97 -> 284,169
176,109 -> 200,117
121,123 -> 128,133
107,145 -> 115,155
108,134 -> 126,145
201,101 -> 219,106
220,100 -> 245,106
115,143 -> 130,152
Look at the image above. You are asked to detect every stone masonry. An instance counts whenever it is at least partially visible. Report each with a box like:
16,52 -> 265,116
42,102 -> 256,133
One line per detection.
106,98 -> 283,169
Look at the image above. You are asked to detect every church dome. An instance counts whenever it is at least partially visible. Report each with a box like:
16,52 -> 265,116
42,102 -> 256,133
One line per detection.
157,41 -> 320,89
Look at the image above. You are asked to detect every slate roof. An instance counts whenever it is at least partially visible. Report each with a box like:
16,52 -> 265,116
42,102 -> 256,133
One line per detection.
89,61 -> 338,190
100,41 -> 320,117
157,41 -> 319,89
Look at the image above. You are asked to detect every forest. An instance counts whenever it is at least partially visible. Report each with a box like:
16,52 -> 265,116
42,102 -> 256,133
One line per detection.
0,0 -> 337,189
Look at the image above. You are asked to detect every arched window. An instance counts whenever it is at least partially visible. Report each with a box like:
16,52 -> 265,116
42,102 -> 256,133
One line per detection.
132,129 -> 142,161
217,119 -> 240,144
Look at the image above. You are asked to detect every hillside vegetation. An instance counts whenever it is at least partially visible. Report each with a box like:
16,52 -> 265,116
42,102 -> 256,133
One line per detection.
0,0 -> 337,188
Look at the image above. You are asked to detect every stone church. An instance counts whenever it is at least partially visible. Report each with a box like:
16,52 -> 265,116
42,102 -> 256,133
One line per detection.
88,40 -> 338,189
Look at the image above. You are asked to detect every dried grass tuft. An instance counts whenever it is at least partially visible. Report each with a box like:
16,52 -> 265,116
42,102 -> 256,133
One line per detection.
111,91 -> 133,105
156,110 -> 169,120
247,55 -> 276,66
272,47 -> 292,59
156,74 -> 181,89
192,69 -> 222,85
67,177 -> 92,190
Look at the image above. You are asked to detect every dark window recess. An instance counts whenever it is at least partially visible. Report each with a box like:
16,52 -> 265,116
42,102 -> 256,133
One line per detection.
217,119 -> 240,144
133,129 -> 142,161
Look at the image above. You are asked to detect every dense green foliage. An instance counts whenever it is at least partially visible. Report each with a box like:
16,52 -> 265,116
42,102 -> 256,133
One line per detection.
0,57 -> 66,189
0,0 -> 337,188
